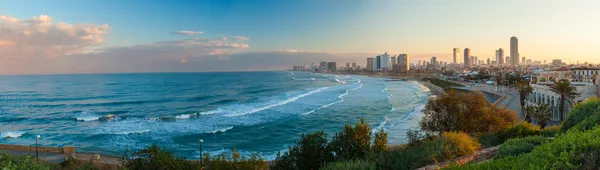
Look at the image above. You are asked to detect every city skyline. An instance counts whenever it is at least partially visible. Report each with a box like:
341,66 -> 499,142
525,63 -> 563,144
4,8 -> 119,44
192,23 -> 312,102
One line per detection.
1,0 -> 599,74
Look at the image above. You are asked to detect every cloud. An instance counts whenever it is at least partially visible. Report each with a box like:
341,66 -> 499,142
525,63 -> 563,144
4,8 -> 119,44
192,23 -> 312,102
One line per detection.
173,30 -> 204,36
234,36 -> 249,41
0,14 -> 110,61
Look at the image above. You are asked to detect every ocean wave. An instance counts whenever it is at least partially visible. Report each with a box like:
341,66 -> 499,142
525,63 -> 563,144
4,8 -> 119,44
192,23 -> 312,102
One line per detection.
225,87 -> 329,117
210,126 -> 234,133
76,112 -> 101,121
303,84 -> 363,115
176,109 -> 222,119
115,130 -> 151,135
373,116 -> 391,134
292,77 -> 316,81
334,78 -> 346,84
1,131 -> 25,138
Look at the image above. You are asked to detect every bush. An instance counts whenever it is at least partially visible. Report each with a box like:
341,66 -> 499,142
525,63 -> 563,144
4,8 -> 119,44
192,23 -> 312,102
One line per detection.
570,111 -> 600,132
445,126 -> 600,169
495,136 -> 548,159
0,151 -> 54,170
475,133 -> 502,148
499,122 -> 541,141
122,145 -> 200,169
421,90 -> 519,134
320,160 -> 376,170
541,125 -> 561,137
272,131 -> 332,170
201,148 -> 268,170
272,118 -> 388,170
440,132 -> 480,159
560,97 -> 600,132
328,118 -> 376,161
376,132 -> 479,170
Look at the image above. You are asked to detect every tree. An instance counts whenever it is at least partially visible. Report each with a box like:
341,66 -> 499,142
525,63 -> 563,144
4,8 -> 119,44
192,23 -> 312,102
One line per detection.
328,118 -> 372,161
549,79 -> 580,121
495,72 -> 503,91
420,90 -> 519,134
533,104 -> 553,129
272,131 -> 333,170
516,80 -> 534,122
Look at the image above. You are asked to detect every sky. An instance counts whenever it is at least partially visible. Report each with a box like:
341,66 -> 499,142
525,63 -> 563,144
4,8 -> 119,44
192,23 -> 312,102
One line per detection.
0,0 -> 599,74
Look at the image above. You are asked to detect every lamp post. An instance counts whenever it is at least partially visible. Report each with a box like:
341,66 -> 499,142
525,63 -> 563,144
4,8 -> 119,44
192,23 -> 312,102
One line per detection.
199,139 -> 204,164
36,135 -> 40,159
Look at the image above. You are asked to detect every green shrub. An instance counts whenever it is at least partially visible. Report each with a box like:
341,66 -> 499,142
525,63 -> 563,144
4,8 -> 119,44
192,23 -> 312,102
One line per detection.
201,148 -> 268,170
0,151 -> 54,170
445,126 -> 600,169
495,136 -> 548,159
328,118 -> 375,161
272,131 -> 333,170
570,111 -> 600,132
499,122 -> 541,141
540,125 -> 561,137
320,160 -> 376,170
561,97 -> 600,132
475,133 -> 502,148
376,132 -> 479,170
122,145 -> 200,170
422,78 -> 464,89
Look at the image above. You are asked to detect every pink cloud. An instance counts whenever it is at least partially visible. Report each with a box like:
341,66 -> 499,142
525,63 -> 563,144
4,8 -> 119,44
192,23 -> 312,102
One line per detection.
0,14 -> 110,60
173,30 -> 204,36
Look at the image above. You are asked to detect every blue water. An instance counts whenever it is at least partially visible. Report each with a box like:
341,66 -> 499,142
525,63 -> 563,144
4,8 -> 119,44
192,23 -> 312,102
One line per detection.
0,72 -> 430,159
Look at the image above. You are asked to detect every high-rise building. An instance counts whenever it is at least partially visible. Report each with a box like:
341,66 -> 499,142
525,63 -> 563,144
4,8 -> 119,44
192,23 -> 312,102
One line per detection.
351,63 -> 357,68
496,48 -> 504,65
487,58 -> 490,65
471,56 -> 478,65
506,56 -> 510,65
327,62 -> 336,72
463,48 -> 471,67
510,36 -> 519,66
431,56 -> 437,66
453,48 -> 460,64
367,58 -> 374,71
522,57 -> 526,65
346,63 -> 350,69
391,56 -> 397,65
376,55 -> 381,69
399,54 -> 410,71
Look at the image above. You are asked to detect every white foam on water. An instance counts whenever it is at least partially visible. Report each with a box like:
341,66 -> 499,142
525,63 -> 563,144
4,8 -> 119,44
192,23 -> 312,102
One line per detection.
175,109 -> 222,119
115,130 -> 151,135
303,83 -> 363,115
225,87 -> 330,117
76,111 -> 101,121
1,131 -> 25,138
210,126 -> 234,133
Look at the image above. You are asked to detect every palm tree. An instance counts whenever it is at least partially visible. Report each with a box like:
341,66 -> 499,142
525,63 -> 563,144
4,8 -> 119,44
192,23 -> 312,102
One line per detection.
533,104 -> 552,129
549,79 -> 580,121
495,72 -> 503,91
523,106 -> 536,123
516,80 -> 534,122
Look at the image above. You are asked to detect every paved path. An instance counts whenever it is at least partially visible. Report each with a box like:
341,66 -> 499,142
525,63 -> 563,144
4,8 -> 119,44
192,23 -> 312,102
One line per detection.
448,80 -> 524,118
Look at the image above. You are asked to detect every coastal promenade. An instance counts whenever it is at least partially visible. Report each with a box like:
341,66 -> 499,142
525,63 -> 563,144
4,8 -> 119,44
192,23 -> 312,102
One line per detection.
448,80 -> 523,118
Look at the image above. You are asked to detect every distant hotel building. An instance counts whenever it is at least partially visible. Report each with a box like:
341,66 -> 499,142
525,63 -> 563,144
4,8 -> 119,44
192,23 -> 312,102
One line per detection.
399,54 -> 410,71
453,48 -> 460,64
463,48 -> 471,67
367,58 -> 374,71
510,36 -> 519,66
496,48 -> 504,65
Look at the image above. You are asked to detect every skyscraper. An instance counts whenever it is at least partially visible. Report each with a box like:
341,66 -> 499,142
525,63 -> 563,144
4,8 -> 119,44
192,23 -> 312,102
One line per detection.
391,56 -> 397,65
510,36 -> 519,66
522,57 -> 526,65
431,56 -> 437,66
453,48 -> 460,64
399,54 -> 410,71
506,56 -> 510,65
487,58 -> 490,65
496,48 -> 504,65
367,58 -> 374,71
464,48 -> 471,67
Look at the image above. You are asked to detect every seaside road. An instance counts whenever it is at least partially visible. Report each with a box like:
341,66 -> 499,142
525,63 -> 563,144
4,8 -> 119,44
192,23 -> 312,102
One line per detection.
1,149 -> 66,164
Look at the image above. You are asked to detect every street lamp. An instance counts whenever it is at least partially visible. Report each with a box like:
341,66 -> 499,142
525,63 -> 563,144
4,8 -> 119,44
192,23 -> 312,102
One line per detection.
36,135 -> 40,159
199,139 -> 204,164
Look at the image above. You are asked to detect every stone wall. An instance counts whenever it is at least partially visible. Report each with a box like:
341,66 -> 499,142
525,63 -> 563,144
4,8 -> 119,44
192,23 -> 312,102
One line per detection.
0,144 -> 76,154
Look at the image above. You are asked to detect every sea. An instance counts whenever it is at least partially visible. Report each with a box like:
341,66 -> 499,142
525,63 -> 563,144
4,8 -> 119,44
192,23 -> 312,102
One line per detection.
0,71 -> 431,159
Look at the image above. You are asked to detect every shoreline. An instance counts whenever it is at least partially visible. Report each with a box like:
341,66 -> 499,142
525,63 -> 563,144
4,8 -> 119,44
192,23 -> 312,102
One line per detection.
2,72 -> 439,164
